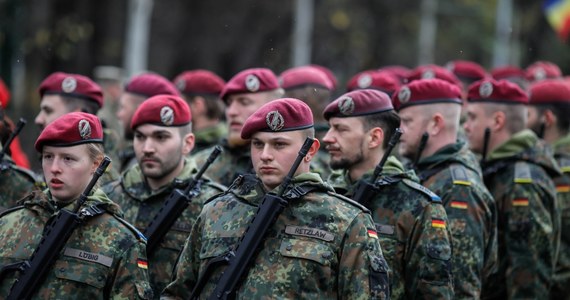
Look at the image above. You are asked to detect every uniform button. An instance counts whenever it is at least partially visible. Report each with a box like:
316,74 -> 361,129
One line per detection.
322,252 -> 331,259
98,275 -> 104,281
59,268 -> 66,273
286,245 -> 292,251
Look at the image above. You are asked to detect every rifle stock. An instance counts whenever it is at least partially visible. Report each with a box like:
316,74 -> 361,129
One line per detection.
480,128 -> 491,165
4,156 -> 110,300
190,137 -> 314,300
144,146 -> 222,255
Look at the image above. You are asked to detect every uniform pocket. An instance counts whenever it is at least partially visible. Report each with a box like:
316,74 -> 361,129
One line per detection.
54,259 -> 109,289
418,241 -> 452,286
368,251 -> 390,299
279,238 -> 333,266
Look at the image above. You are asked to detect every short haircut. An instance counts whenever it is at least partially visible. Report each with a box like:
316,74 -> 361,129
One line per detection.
534,103 -> 570,134
187,94 -> 225,120
178,122 -> 193,137
361,110 -> 401,149
61,95 -> 100,115
483,103 -> 527,134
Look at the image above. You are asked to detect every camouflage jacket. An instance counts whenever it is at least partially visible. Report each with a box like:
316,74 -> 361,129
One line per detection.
329,155 -> 454,299
416,142 -> 498,299
0,152 -> 42,212
550,133 -> 570,299
311,149 -> 332,180
192,140 -> 253,187
118,140 -> 137,174
481,129 -> 560,299
102,127 -> 122,185
191,122 -> 227,154
102,158 -> 225,297
0,189 -> 153,299
162,173 -> 390,299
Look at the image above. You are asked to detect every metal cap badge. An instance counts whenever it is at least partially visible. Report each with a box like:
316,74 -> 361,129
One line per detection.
265,110 -> 285,131
160,106 -> 175,126
78,119 -> 92,139
62,77 -> 78,93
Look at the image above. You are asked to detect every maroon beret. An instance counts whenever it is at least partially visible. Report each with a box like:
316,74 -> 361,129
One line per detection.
378,65 -> 410,83
279,66 -> 333,90
406,64 -> 462,87
323,89 -> 393,120
35,112 -> 103,152
525,61 -> 562,82
220,68 -> 280,101
491,65 -> 526,80
392,79 -> 462,111
173,70 -> 225,96
241,98 -> 313,139
446,60 -> 487,81
38,72 -> 104,108
131,95 -> 192,129
346,70 -> 400,94
467,79 -> 528,104
125,73 -> 179,98
309,64 -> 338,90
528,79 -> 570,105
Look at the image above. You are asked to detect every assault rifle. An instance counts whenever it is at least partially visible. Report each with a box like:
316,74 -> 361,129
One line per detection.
480,128 -> 491,165
412,132 -> 429,170
0,118 -> 26,167
352,128 -> 402,205
143,146 -> 222,255
0,156 -> 111,300
190,137 -> 314,300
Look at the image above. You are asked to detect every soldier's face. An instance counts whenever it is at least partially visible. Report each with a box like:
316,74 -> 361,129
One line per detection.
251,130 -> 309,191
225,92 -> 272,147
398,106 -> 428,159
322,117 -> 366,170
133,124 -> 193,183
464,103 -> 492,154
117,93 -> 143,136
35,95 -> 70,130
42,144 -> 98,203
526,106 -> 543,136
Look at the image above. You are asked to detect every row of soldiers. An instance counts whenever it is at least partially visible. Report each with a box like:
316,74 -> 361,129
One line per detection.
0,59 -> 568,299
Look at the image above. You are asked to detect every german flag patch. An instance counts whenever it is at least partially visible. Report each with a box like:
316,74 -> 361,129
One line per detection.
137,258 -> 148,269
451,201 -> 468,209
367,228 -> 378,239
556,184 -> 570,193
432,218 -> 446,229
513,198 -> 529,207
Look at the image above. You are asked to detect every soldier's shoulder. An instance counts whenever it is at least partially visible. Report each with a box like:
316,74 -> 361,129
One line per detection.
202,177 -> 227,193
101,178 -> 124,196
108,213 -> 148,243
400,178 -> 442,203
2,164 -> 40,185
322,189 -> 370,214
514,160 -> 554,186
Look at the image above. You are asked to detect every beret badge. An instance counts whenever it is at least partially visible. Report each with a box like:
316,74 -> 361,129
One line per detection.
398,86 -> 411,104
479,81 -> 493,98
245,74 -> 260,92
62,77 -> 77,93
175,79 -> 186,91
533,68 -> 546,81
265,110 -> 285,131
421,69 -> 435,79
338,96 -> 355,115
78,119 -> 92,139
160,106 -> 175,126
357,74 -> 372,88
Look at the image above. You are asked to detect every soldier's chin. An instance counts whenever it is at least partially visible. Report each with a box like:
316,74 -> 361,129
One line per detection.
228,134 -> 249,148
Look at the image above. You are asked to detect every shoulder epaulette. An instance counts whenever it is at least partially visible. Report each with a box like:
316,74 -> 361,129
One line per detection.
114,215 -> 148,243
559,157 -> 570,174
450,164 -> 472,186
326,191 -> 370,213
0,205 -> 25,218
514,161 -> 533,184
203,179 -> 227,193
402,178 -> 442,203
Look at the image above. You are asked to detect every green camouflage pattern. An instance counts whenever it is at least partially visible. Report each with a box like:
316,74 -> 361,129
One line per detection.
102,158 -> 225,298
481,129 -> 560,299
0,152 -> 43,212
550,133 -> 570,300
310,149 -> 332,180
162,172 -> 390,299
416,142 -> 498,299
0,188 -> 153,299
329,155 -> 454,299
102,127 -> 122,185
191,122 -> 227,154
117,140 -> 137,174
192,141 -> 253,187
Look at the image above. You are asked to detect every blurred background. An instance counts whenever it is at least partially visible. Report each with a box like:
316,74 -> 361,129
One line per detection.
1,0 -> 569,168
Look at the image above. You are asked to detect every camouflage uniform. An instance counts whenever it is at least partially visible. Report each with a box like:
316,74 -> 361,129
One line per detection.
329,155 -> 454,299
192,140 -> 253,187
118,140 -> 137,174
102,158 -> 225,297
415,142 -> 498,299
102,127 -> 122,185
549,133 -> 570,300
162,173 -> 390,299
191,122 -> 227,154
0,189 -> 153,299
481,129 -> 560,299
0,151 -> 43,212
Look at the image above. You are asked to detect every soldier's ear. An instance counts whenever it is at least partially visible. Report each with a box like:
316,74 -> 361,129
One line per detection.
493,111 -> 506,131
544,109 -> 556,128
182,132 -> 195,155
368,127 -> 383,149
305,138 -> 320,161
